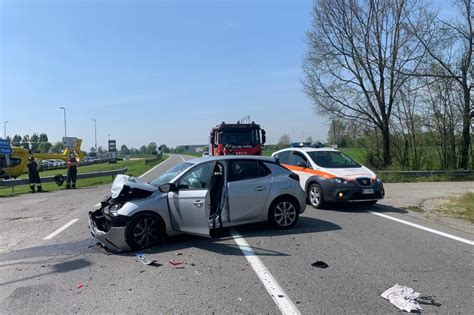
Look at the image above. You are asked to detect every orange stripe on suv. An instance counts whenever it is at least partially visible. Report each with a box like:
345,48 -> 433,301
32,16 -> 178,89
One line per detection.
282,164 -> 336,179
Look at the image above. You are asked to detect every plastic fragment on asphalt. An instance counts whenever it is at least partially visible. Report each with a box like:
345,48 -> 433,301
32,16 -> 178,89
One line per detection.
381,284 -> 422,312
311,261 -> 329,268
169,259 -> 184,266
77,283 -> 84,289
135,252 -> 157,265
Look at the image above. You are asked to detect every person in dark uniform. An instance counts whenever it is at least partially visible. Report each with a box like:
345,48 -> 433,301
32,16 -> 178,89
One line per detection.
27,156 -> 42,192
66,153 -> 79,189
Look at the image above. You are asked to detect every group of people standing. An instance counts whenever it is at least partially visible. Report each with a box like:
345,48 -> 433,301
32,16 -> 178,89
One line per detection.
27,153 -> 79,193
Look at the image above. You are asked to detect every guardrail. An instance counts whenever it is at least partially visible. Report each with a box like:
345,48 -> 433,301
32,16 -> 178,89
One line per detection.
145,153 -> 163,165
376,170 -> 474,177
0,167 -> 128,188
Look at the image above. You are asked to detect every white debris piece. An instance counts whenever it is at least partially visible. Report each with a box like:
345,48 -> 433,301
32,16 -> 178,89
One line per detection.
381,284 -> 422,312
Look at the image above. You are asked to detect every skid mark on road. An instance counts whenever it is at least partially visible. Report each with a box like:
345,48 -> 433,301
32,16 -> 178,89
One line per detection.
370,212 -> 474,246
231,229 -> 300,315
43,219 -> 79,240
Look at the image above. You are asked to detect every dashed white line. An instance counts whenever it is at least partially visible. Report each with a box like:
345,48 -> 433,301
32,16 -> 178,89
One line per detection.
43,219 -> 79,240
178,155 -> 185,162
230,229 -> 301,315
370,212 -> 474,246
139,155 -> 171,179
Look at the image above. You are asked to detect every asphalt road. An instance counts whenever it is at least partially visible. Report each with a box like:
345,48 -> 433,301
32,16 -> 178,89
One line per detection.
1,154 -> 473,314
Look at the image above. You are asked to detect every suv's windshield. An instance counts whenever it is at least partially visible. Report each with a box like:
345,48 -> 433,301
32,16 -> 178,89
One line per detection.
219,130 -> 259,146
149,162 -> 193,187
307,151 -> 360,168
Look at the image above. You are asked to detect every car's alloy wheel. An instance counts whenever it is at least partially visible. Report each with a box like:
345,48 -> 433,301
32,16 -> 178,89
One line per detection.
269,199 -> 299,229
308,183 -> 324,209
127,214 -> 162,250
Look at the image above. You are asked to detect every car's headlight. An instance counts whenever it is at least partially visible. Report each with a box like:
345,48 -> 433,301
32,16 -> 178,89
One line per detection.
376,177 -> 382,183
331,177 -> 351,184
108,204 -> 121,217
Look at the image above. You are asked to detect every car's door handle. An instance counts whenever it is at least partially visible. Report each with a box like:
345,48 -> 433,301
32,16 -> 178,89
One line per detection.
193,200 -> 204,207
255,186 -> 267,191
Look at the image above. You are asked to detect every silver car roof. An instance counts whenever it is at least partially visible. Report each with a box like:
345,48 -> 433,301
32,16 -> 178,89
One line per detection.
186,155 -> 278,164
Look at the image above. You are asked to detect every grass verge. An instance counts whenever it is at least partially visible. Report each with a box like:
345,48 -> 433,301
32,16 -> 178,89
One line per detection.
436,192 -> 474,223
0,155 -> 168,197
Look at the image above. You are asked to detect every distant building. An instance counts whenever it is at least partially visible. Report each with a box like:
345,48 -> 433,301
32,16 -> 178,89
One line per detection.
176,144 -> 208,153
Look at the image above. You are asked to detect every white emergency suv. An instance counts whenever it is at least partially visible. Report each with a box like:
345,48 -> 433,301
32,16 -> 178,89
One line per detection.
272,147 -> 384,208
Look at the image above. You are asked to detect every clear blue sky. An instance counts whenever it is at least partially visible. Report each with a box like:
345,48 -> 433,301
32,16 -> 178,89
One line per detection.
0,0 -> 454,150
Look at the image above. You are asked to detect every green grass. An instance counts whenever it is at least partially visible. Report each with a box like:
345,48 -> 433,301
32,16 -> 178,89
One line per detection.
438,192 -> 474,223
403,206 -> 424,212
0,155 -> 168,197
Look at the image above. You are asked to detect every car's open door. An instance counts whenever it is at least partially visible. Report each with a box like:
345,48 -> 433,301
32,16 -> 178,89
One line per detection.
167,162 -> 213,237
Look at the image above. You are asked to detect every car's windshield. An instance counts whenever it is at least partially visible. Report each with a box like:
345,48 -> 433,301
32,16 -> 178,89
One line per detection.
219,130 -> 259,146
307,151 -> 361,168
149,162 -> 193,187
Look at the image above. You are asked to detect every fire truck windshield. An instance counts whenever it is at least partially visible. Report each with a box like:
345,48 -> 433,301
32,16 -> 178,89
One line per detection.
219,130 -> 259,146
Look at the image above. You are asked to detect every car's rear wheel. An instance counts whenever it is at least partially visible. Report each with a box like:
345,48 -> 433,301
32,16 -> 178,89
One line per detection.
126,213 -> 163,250
269,198 -> 299,229
308,183 -> 324,209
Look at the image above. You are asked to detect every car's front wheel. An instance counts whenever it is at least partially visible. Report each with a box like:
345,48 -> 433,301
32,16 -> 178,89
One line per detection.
126,213 -> 163,250
269,198 -> 299,229
308,183 -> 325,209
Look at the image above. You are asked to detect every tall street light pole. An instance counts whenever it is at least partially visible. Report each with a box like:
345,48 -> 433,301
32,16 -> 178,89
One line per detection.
3,121 -> 8,139
59,107 -> 67,137
92,119 -> 97,153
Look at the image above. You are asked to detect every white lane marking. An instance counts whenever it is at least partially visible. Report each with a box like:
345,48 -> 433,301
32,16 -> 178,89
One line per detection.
178,155 -> 185,162
139,155 -> 171,179
370,212 -> 474,246
230,229 -> 300,315
43,219 -> 79,240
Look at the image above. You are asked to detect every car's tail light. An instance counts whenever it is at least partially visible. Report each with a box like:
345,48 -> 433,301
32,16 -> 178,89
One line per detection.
289,173 -> 299,181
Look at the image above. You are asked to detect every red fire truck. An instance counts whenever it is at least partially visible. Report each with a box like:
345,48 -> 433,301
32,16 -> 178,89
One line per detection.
209,121 -> 266,155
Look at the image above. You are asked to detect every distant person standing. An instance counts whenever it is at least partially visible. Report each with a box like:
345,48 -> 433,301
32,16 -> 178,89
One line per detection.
27,156 -> 42,192
66,153 -> 79,189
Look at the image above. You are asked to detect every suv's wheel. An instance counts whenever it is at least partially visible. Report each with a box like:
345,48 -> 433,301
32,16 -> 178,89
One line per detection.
126,213 -> 163,250
269,198 -> 299,229
308,183 -> 325,209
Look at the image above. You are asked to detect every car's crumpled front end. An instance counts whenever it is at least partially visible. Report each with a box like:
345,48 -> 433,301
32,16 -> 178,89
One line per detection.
88,174 -> 158,252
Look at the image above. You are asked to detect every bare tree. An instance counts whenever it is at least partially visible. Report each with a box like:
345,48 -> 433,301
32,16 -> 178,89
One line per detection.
303,0 -> 427,167
406,0 -> 472,169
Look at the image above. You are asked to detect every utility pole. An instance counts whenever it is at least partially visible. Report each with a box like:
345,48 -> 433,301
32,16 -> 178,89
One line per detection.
3,121 -> 8,139
59,107 -> 67,137
92,119 -> 97,153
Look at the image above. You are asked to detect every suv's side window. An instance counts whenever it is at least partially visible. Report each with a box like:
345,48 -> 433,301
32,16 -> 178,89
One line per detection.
289,152 -> 309,167
229,160 -> 271,182
275,151 -> 291,164
178,162 -> 212,190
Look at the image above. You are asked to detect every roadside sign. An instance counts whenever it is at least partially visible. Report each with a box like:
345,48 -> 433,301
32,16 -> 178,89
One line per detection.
0,138 -> 12,154
62,137 -> 77,149
108,140 -> 117,163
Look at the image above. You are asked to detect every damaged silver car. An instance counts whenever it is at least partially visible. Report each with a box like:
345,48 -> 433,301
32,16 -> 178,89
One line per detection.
89,156 -> 306,252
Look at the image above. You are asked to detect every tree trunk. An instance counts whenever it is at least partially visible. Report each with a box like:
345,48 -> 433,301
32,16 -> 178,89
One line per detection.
381,123 -> 392,167
459,85 -> 471,169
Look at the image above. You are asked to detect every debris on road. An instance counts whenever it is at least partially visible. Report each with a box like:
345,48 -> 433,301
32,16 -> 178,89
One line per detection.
311,261 -> 329,268
175,252 -> 183,256
169,259 -> 184,266
135,252 -> 157,265
417,296 -> 441,307
381,284 -> 422,312
77,283 -> 84,289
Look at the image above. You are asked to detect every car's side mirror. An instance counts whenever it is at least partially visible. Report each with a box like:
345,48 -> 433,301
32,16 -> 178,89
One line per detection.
262,130 -> 266,144
159,183 -> 176,193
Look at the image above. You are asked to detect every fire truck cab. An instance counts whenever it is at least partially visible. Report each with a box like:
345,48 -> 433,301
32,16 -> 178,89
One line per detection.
209,121 -> 266,156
